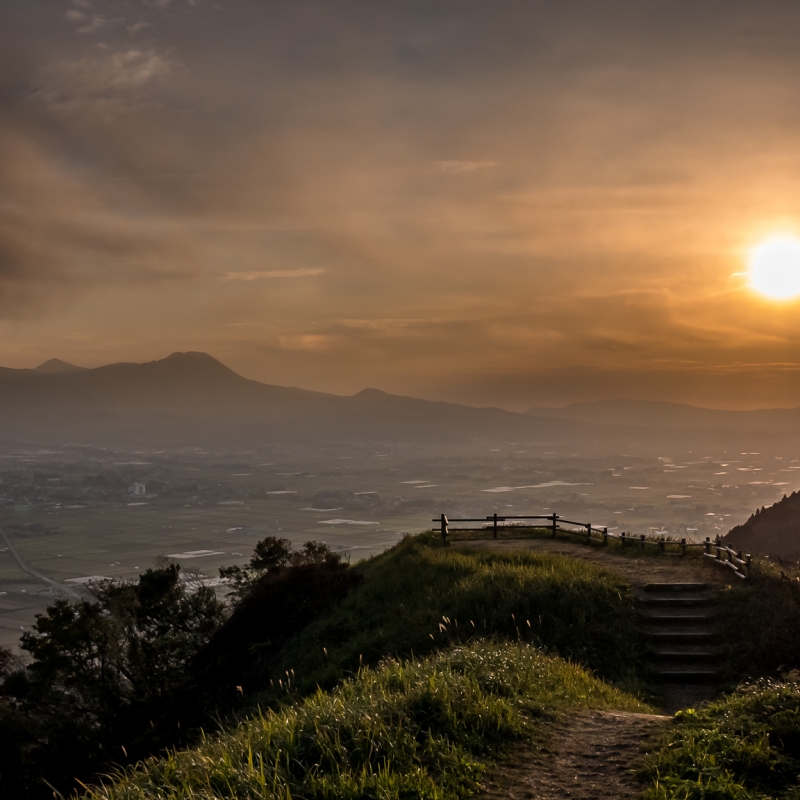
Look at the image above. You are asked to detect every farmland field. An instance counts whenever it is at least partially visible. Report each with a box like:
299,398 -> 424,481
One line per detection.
1,438 -> 796,650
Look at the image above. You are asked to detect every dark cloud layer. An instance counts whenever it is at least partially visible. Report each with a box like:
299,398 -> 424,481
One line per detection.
3,1 -> 800,408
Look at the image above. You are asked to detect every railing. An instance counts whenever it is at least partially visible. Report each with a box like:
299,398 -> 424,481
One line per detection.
703,540 -> 751,580
433,513 -> 751,579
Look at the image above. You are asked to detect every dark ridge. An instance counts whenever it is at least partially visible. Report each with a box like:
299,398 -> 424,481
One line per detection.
724,491 -> 800,560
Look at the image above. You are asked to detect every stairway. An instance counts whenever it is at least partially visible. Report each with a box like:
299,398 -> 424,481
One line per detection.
639,583 -> 718,684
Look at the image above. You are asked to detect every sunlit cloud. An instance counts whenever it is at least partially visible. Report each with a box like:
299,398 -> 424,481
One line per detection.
222,269 -> 325,281
434,160 -> 498,173
5,1 -> 800,408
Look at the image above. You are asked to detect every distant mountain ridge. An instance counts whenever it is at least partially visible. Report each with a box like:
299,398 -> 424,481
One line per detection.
525,398 -> 800,433
0,352 -> 596,446
33,358 -> 86,374
2,352 -> 800,447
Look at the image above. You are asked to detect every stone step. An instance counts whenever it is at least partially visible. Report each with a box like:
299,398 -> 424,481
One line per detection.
655,649 -> 717,661
649,630 -> 716,642
642,583 -> 710,593
642,611 -> 716,623
655,667 -> 718,682
639,595 -> 714,607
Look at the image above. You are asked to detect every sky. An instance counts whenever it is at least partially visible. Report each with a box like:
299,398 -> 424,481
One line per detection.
4,1 -> 800,410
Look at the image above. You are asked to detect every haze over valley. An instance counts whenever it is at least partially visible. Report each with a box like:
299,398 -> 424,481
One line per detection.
3,352 -> 800,649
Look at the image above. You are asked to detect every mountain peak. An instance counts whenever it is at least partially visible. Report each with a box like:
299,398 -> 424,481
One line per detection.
33,358 -> 86,374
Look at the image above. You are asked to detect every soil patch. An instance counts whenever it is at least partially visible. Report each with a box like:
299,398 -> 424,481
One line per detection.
481,710 -> 669,800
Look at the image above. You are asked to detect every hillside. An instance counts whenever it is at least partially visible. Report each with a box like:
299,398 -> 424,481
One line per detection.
723,491 -> 800,559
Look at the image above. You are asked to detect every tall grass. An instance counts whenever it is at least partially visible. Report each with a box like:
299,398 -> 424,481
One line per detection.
640,676 -> 800,800
267,533 -> 650,701
717,560 -> 800,684
86,640 -> 649,800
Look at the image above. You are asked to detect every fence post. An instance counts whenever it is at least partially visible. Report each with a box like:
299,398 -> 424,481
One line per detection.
586,523 -> 592,544
492,513 -> 498,540
440,514 -> 449,546
640,534 -> 645,550
716,535 -> 722,560
659,537 -> 665,553
551,513 -> 557,537
705,537 -> 711,554
602,527 -> 608,545
680,537 -> 686,557
621,531 -> 626,547
746,554 -> 751,578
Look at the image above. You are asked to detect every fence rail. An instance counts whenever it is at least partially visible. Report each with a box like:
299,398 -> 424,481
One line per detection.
433,512 -> 751,579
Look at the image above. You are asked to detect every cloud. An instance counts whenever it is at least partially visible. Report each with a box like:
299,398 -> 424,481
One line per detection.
77,15 -> 110,34
29,47 -> 175,115
222,269 -> 325,280
66,10 -> 87,22
434,160 -> 498,173
127,21 -> 153,35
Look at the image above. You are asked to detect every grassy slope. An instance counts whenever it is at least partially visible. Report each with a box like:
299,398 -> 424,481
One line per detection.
717,560 -> 800,685
267,532 -> 650,701
82,533 -> 654,799
640,678 -> 800,800
87,641 -> 648,800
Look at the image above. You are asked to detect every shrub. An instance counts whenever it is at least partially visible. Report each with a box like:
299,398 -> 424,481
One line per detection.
640,676 -> 800,799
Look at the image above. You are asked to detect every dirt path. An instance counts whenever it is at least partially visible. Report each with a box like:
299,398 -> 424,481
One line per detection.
463,536 -> 718,798
455,536 -> 728,586
481,711 -> 668,800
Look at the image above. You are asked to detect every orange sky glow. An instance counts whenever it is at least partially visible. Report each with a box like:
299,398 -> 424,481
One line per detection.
3,1 -> 800,410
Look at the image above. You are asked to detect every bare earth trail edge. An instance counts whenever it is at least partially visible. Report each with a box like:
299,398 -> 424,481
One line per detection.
456,538 -> 728,800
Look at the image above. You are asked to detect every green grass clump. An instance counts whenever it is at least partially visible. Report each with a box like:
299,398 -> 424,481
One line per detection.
717,561 -> 800,683
267,533 -> 649,701
640,677 -> 800,799
86,640 -> 649,800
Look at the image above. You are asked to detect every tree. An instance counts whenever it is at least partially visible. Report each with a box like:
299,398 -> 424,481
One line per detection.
0,564 -> 226,799
220,536 -> 341,599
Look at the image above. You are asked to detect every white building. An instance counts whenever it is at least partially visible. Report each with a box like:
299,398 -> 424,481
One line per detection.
128,482 -> 146,496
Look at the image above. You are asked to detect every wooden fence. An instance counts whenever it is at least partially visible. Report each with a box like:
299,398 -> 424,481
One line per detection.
433,512 -> 751,579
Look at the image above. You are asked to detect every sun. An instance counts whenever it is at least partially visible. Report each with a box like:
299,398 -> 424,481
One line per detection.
748,235 -> 800,300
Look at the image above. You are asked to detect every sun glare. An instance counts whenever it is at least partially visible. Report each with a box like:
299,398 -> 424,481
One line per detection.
749,235 -> 800,300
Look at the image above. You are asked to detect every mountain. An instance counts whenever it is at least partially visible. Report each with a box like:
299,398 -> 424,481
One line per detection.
0,352 -> 602,446
32,359 -> 86,375
525,398 -> 800,434
724,492 -> 800,559
3,352 -> 800,448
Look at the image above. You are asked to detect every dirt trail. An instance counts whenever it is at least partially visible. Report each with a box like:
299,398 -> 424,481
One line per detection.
454,536 -> 728,587
480,711 -> 668,800
462,537 -> 721,798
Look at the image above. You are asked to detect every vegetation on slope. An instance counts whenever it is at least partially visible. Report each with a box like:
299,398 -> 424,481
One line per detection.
717,560 -> 800,685
264,532 -> 650,702
1,531 -> 653,798
86,640 -> 648,800
640,677 -> 800,799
